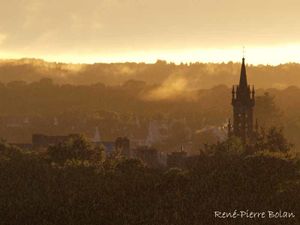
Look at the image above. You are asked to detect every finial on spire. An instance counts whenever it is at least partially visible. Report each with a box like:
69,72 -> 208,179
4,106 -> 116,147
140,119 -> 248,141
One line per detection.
242,46 -> 246,59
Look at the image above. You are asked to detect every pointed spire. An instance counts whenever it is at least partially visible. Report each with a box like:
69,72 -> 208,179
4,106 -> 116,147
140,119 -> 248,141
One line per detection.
252,85 -> 255,99
239,57 -> 248,89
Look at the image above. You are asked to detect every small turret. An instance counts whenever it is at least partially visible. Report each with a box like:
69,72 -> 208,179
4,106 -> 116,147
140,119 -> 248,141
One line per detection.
252,85 -> 255,100
232,86 -> 236,102
228,119 -> 232,138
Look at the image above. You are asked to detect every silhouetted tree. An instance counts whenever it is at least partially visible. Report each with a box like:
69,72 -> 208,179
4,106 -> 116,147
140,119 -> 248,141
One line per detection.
47,135 -> 96,164
255,126 -> 293,153
255,92 -> 282,127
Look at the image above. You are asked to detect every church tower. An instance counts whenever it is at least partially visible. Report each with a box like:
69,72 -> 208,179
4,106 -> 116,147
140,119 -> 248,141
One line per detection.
228,57 -> 256,144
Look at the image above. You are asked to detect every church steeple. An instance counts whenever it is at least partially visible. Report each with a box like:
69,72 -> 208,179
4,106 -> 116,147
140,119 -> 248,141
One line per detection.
230,57 -> 256,144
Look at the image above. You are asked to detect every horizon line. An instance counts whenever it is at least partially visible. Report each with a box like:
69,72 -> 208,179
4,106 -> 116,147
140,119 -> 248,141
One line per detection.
2,44 -> 300,65
1,56 -> 300,66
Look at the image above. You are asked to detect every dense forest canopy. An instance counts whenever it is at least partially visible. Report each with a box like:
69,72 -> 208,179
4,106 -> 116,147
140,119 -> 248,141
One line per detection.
0,136 -> 299,225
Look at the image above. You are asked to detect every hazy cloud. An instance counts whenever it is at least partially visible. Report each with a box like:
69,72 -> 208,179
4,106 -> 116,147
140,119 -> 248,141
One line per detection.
0,0 -> 299,61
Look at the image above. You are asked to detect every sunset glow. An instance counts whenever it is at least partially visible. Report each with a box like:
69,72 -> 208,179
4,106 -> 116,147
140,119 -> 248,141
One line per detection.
2,44 -> 300,65
1,0 -> 300,64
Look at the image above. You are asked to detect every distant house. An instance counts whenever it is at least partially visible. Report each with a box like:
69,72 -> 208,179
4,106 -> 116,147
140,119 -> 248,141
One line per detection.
9,143 -> 33,150
9,133 -> 80,150
115,137 -> 130,157
167,151 -> 187,168
92,140 -> 115,155
132,146 -> 161,168
32,133 -> 79,148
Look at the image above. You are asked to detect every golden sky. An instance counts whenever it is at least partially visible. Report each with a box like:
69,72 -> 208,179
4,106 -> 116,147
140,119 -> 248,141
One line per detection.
0,0 -> 300,64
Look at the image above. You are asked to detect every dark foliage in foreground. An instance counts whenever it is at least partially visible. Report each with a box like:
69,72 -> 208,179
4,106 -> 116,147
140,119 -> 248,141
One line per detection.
0,138 -> 299,225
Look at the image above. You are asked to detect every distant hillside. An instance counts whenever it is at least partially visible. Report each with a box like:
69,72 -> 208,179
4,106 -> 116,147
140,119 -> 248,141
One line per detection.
0,58 -> 300,89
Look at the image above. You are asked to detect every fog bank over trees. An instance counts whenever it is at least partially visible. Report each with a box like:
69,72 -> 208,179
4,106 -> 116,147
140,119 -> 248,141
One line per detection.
0,59 -> 299,89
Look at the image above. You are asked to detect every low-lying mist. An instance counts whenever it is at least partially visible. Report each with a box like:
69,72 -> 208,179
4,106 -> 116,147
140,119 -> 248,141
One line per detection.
1,58 -> 300,90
